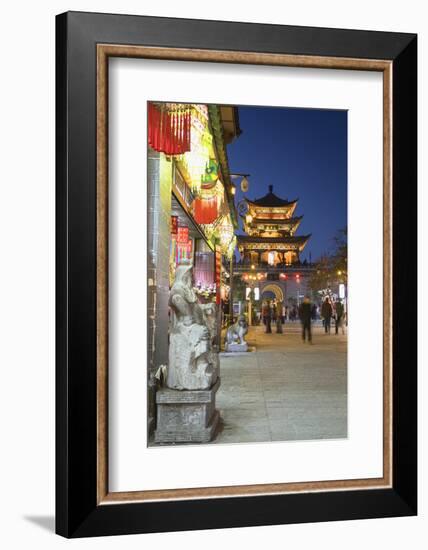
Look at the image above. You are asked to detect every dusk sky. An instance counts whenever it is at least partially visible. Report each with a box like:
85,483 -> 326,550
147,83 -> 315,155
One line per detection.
227,105 -> 348,261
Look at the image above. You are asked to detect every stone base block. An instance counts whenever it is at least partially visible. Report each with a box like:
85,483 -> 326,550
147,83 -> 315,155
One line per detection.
154,378 -> 221,444
225,342 -> 248,352
219,346 -> 256,357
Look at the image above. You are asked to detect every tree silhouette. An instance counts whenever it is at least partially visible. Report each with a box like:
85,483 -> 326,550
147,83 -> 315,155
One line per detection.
308,228 -> 347,293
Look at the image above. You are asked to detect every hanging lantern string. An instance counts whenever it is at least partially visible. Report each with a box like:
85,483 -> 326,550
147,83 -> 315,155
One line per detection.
148,102 -> 192,155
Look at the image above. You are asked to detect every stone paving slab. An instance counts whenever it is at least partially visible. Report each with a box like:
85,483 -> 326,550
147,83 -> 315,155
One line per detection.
214,324 -> 347,444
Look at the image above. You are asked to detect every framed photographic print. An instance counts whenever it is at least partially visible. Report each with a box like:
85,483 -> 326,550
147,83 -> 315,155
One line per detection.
56,11 -> 417,538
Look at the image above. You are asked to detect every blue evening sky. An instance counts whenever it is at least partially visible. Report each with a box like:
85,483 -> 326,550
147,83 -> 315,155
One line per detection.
227,105 -> 348,261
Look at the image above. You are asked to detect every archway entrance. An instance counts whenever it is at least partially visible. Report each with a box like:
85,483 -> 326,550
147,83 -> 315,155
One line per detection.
261,283 -> 284,303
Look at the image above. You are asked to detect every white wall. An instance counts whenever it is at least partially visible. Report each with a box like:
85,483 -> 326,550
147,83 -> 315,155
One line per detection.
0,0 -> 425,548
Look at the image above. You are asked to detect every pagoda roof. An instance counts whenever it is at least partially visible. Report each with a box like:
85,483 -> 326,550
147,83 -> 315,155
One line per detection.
246,185 -> 298,208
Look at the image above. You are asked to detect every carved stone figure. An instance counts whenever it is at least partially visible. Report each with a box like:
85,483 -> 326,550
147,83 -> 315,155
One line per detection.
225,315 -> 249,352
200,302 -> 218,348
166,264 -> 218,390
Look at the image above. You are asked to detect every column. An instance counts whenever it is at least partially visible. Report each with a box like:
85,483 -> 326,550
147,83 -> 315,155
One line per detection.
229,255 -> 234,321
147,150 -> 172,434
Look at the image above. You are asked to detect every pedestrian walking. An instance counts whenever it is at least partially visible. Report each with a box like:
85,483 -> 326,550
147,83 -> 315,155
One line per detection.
299,296 -> 312,343
291,306 -> 297,322
311,303 -> 317,321
276,302 -> 283,333
263,300 -> 272,333
321,296 -> 333,334
335,299 -> 344,335
272,302 -> 277,323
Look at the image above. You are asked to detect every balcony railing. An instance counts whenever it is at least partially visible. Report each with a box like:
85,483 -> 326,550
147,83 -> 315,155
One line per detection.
233,260 -> 315,272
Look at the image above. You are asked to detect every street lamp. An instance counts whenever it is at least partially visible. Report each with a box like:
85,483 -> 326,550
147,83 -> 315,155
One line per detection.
240,176 -> 249,193
230,173 -> 251,193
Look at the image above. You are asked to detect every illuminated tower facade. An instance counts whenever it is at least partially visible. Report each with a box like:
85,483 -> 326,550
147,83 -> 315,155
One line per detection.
238,185 -> 310,266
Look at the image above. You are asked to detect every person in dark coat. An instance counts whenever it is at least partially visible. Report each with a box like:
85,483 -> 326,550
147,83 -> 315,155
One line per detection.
298,296 -> 312,343
263,301 -> 272,333
311,303 -> 317,321
321,297 -> 333,333
335,299 -> 344,334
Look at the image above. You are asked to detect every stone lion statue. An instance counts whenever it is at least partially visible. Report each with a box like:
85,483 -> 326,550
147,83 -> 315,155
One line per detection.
166,264 -> 219,390
225,315 -> 248,347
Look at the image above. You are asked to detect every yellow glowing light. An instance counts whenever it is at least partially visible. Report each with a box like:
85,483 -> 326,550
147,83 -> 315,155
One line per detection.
246,214 -> 253,224
217,217 -> 234,254
230,185 -> 236,195
337,270 -> 342,276
225,235 -> 237,259
251,264 -> 255,269
212,215 -> 236,258
177,109 -> 212,193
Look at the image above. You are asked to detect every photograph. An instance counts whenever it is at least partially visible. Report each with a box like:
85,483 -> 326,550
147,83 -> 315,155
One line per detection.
147,101 -> 348,446
0,1 -> 421,545
51,8 -> 417,538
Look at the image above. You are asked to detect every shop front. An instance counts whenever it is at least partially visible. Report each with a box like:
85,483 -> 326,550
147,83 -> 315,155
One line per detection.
146,101 -> 241,432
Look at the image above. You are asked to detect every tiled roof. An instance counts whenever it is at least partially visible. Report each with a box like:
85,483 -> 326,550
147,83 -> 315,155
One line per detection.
247,185 -> 297,207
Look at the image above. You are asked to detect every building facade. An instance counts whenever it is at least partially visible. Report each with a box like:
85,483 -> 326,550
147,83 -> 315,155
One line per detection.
147,102 -> 241,431
234,185 -> 314,315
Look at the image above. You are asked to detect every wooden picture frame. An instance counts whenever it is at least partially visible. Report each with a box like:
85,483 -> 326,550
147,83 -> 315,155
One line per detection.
56,11 -> 417,537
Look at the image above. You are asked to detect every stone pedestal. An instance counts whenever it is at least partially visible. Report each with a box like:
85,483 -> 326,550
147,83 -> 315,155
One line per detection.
155,378 -> 221,444
225,342 -> 248,353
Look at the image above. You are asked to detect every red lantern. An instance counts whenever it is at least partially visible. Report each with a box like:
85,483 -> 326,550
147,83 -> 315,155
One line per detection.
193,180 -> 219,225
148,103 -> 191,155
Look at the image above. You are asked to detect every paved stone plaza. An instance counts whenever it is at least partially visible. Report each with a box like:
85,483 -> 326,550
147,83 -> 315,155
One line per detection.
215,323 -> 347,444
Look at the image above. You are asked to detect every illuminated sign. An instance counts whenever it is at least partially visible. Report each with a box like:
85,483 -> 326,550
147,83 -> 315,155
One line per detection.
246,287 -> 260,300
177,226 -> 189,244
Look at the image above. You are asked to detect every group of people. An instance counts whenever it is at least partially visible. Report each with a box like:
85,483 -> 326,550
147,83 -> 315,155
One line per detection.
298,296 -> 345,343
261,301 -> 277,333
259,302 -> 308,324
260,296 -> 345,343
260,302 -> 328,323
